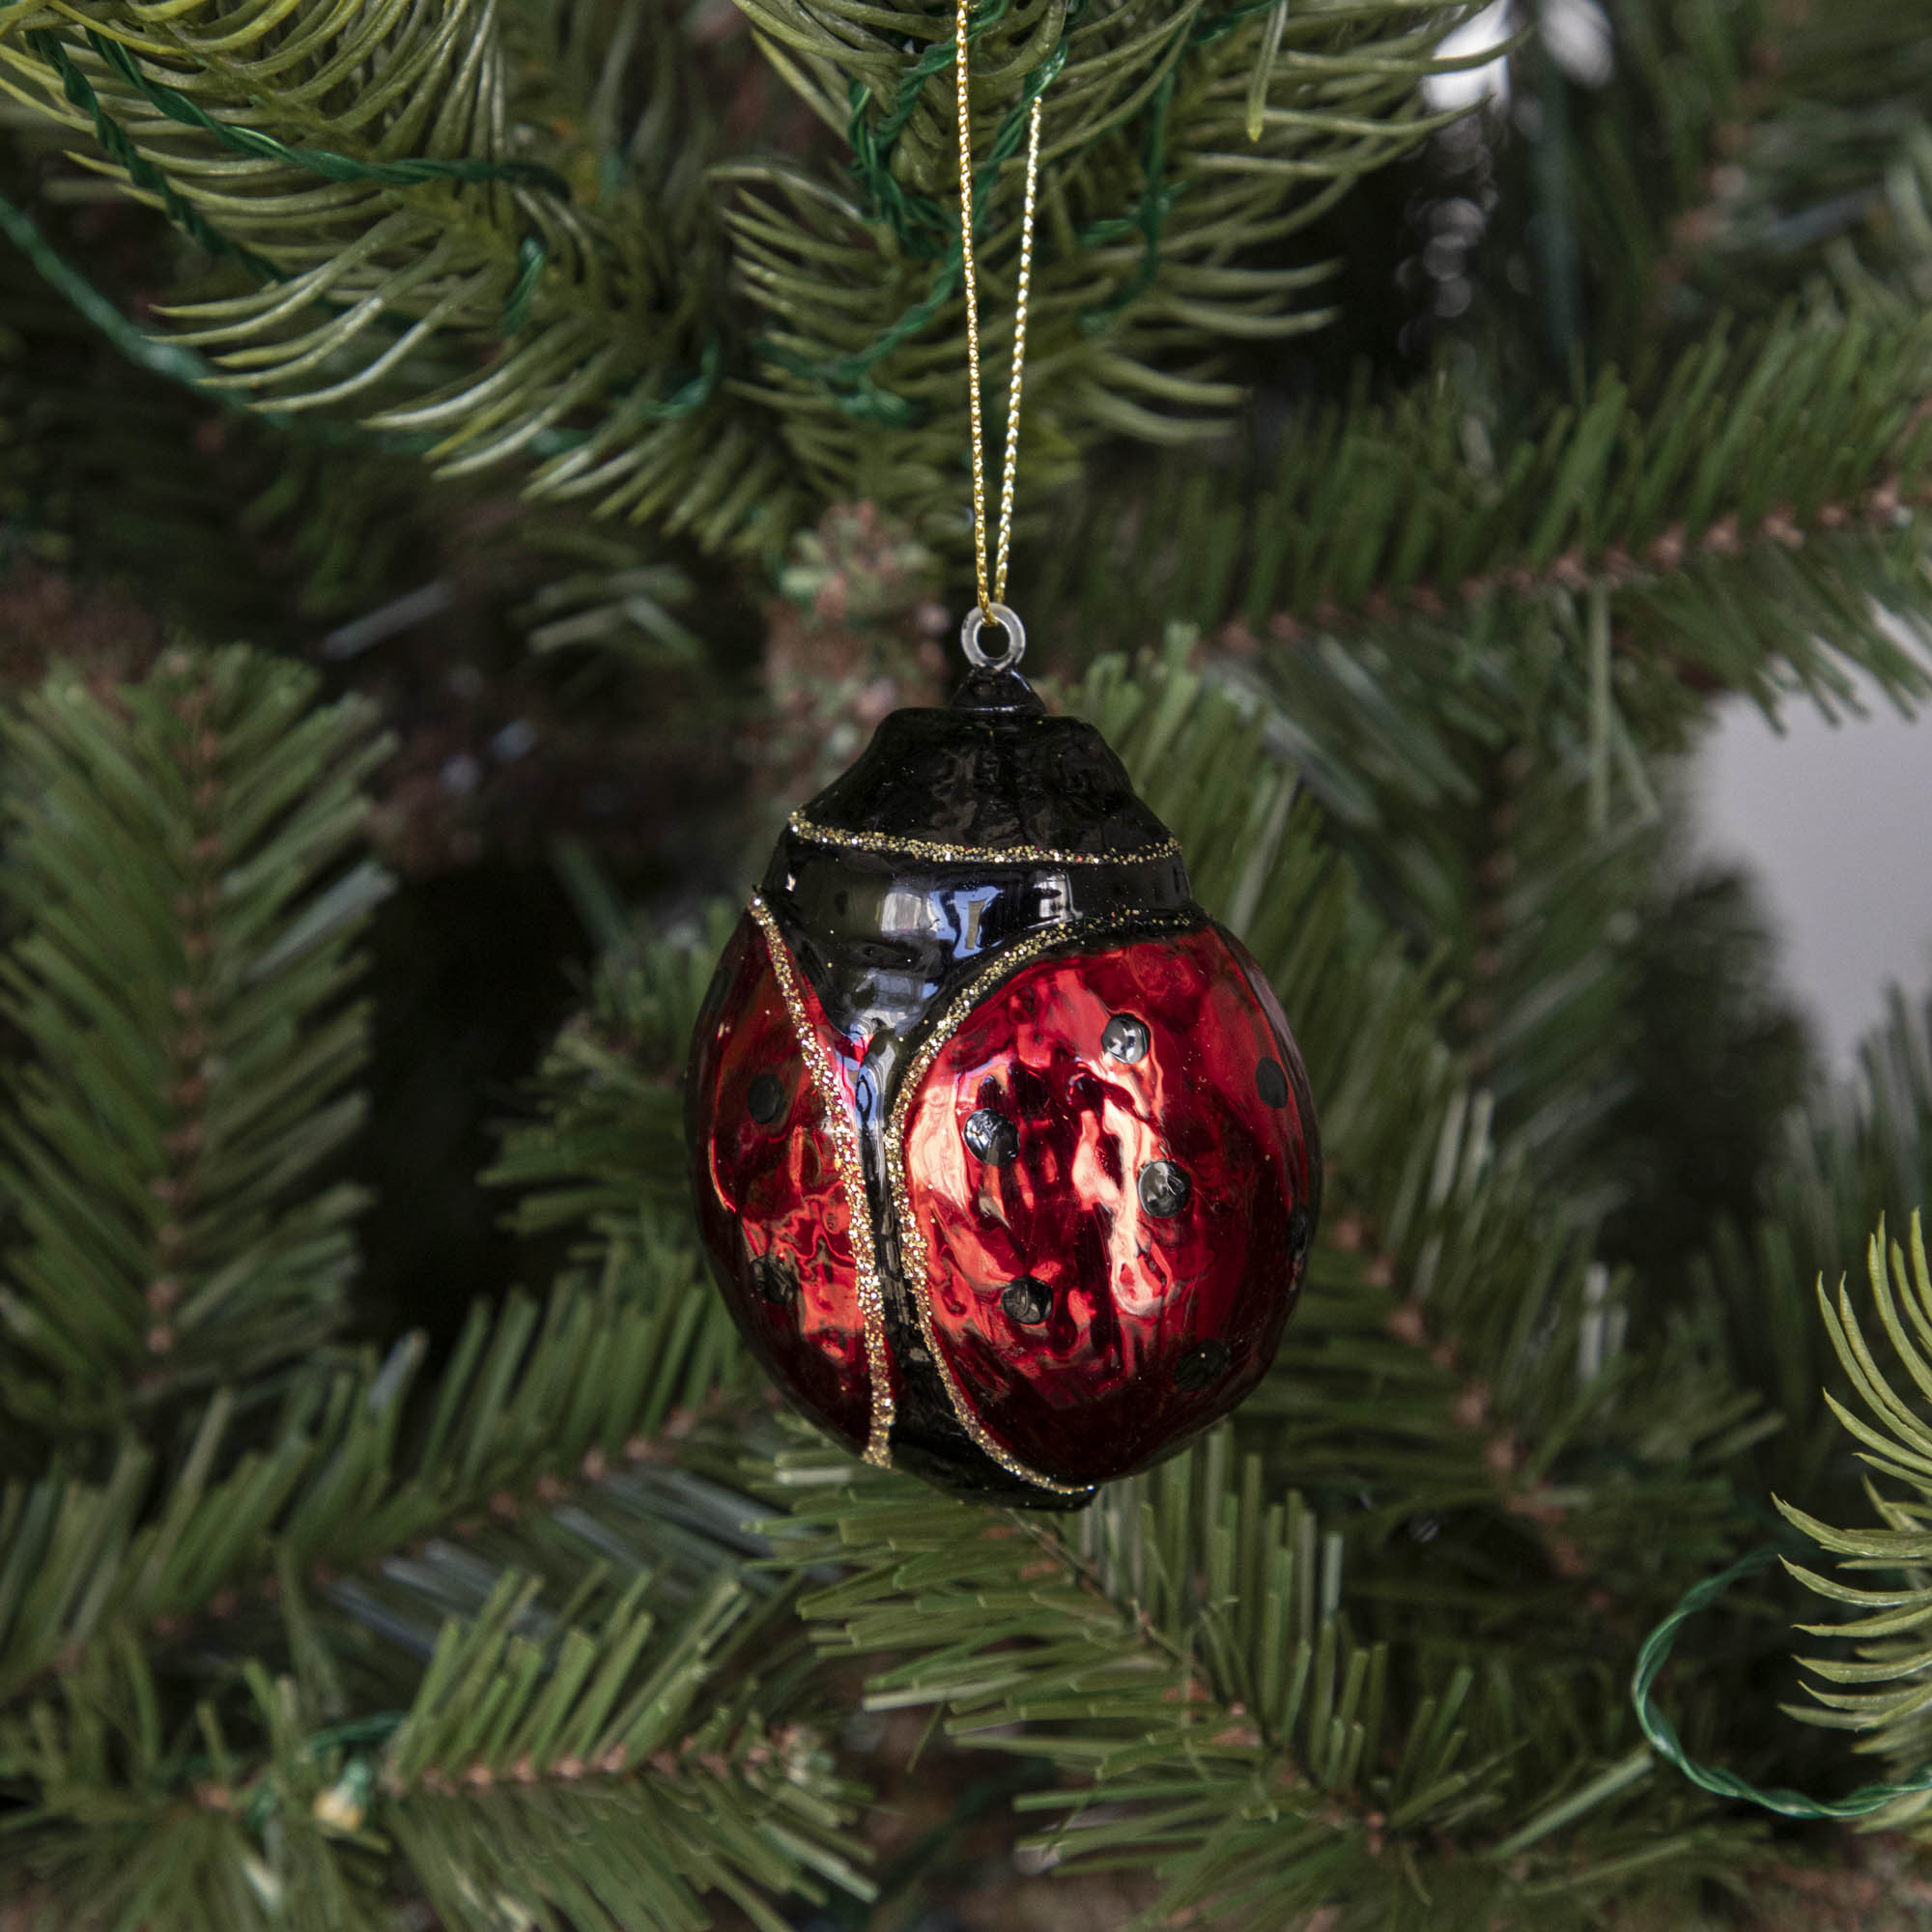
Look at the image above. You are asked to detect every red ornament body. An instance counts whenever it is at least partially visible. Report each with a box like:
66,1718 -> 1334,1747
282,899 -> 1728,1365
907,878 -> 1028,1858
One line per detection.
687,664 -> 1320,1506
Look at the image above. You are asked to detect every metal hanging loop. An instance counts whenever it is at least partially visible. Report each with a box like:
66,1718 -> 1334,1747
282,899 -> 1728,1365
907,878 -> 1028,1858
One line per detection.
959,602 -> 1026,670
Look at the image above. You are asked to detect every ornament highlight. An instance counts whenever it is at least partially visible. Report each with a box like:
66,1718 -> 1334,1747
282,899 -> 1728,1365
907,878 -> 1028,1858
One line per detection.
686,659 -> 1321,1506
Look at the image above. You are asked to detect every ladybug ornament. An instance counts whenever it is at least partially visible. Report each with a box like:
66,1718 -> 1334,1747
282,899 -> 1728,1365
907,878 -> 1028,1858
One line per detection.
686,615 -> 1321,1508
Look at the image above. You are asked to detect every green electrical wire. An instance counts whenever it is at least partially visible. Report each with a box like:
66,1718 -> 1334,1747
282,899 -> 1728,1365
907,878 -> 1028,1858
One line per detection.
1633,1545 -> 1932,1820
26,28 -> 278,278
79,27 -> 571,202
0,186 -> 240,395
247,1711 -> 408,1835
9,0 -> 1289,445
1070,0 -> 1288,327
2,29 -> 721,456
166,1709 -> 408,1836
0,188 -> 716,474
776,18 -> 1073,421
792,0 -> 1286,413
23,27 -> 557,333
845,0 -> 1013,256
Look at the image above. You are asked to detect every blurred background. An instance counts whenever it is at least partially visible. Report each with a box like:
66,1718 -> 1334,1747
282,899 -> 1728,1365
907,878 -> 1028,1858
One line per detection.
1697,685 -> 1932,1073
6,0 -> 1932,1922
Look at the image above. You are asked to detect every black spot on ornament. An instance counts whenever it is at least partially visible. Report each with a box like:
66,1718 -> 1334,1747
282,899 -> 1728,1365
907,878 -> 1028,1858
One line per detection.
1138,1159 -> 1191,1218
750,1252 -> 797,1306
1257,1057 -> 1290,1107
748,1071 -> 786,1124
1175,1339 -> 1229,1390
1288,1205 -> 1312,1262
963,1107 -> 1020,1165
1001,1276 -> 1052,1324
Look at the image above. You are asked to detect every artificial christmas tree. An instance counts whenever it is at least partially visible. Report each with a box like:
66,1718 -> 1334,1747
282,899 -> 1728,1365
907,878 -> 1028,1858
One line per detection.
2,1 -> 1932,1927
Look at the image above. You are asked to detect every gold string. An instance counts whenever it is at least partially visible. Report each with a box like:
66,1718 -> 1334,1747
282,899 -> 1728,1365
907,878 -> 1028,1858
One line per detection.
955,0 -> 1043,621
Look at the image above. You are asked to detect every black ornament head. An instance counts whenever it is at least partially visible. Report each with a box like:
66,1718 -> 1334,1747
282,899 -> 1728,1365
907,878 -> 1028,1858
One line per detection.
760,666 -> 1198,1045
790,665 -> 1182,863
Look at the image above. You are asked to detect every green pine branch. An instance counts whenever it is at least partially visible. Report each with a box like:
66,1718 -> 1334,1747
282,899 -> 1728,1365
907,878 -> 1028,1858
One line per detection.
0,0 -> 1483,547
770,1426 -> 1754,1928
1692,987 -> 1932,1514
1004,304 -> 1932,1073
0,3 -> 795,548
0,645 -> 389,1441
1776,1213 -> 1932,1832
0,842 -> 753,1703
1038,300 -> 1932,750
0,825 -> 837,1932
0,1234 -> 753,1707
725,0 -> 1481,523
0,190 -> 721,653
3,1508 -> 873,1930
777,1448 -> 1509,1927
374,1565 -> 872,1932
1579,0 -> 1932,350
487,904 -> 739,1239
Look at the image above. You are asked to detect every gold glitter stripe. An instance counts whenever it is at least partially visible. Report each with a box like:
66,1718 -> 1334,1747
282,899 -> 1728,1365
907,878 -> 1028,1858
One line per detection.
788,810 -> 1180,869
886,911 -> 1198,1500
747,895 -> 895,1468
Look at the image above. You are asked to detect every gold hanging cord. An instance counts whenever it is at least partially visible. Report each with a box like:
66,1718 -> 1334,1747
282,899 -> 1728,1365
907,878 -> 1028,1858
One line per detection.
956,0 -> 1042,660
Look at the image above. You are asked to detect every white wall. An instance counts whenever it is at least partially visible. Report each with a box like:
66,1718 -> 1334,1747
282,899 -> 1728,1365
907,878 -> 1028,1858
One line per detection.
1692,683 -> 1932,1070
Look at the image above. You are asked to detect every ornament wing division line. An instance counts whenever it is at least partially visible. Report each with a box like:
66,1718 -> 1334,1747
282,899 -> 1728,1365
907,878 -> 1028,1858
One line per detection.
726,897 -> 895,1465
